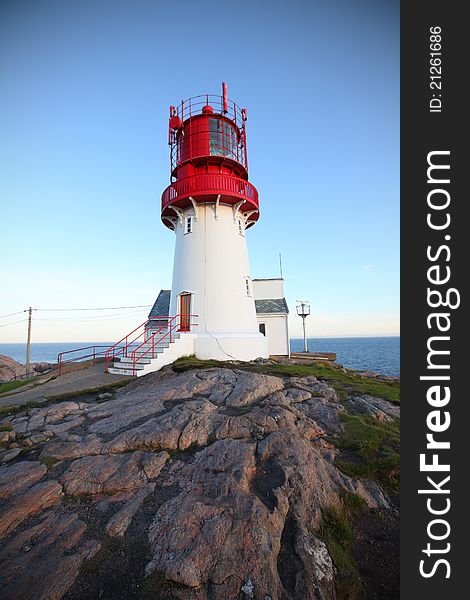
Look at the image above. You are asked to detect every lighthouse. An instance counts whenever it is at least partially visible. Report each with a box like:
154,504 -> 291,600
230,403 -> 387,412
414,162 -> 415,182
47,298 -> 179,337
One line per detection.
161,83 -> 269,361
107,84 -> 290,376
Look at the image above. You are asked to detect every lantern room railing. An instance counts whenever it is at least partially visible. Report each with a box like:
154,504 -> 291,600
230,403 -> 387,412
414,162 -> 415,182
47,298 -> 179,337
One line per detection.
161,173 -> 259,214
172,94 -> 246,130
169,93 -> 249,175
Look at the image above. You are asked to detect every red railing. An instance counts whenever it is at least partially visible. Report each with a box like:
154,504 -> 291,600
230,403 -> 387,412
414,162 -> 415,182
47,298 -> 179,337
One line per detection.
129,314 -> 198,376
173,93 -> 246,131
58,345 -> 116,376
168,89 -> 249,175
104,314 -> 197,374
104,316 -> 168,373
161,173 -> 259,213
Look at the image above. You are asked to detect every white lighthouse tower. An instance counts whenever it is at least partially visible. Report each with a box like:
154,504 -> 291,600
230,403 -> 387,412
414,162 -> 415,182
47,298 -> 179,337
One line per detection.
107,84 -> 271,376
162,83 -> 268,361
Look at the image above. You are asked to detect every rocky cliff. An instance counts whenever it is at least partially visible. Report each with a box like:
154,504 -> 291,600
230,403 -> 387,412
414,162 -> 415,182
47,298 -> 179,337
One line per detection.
0,354 -> 53,384
0,359 -> 400,600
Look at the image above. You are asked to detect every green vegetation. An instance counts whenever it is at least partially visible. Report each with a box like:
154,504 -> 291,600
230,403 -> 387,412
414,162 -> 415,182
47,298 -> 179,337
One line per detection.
0,400 -> 49,417
0,378 -> 34,395
39,456 -> 60,470
0,423 -> 13,432
0,404 -> 21,416
319,499 -> 364,599
172,355 -> 223,372
172,356 -> 400,404
333,413 -> 400,491
140,572 -> 186,598
341,489 -> 367,512
140,573 -> 171,598
45,378 -> 132,402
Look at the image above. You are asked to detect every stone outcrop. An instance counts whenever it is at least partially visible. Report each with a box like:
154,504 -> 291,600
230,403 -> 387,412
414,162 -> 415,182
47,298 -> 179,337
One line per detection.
61,451 -> 169,496
347,395 -> 400,422
0,510 -> 100,600
0,354 -> 53,383
0,480 -> 63,539
0,365 -> 399,600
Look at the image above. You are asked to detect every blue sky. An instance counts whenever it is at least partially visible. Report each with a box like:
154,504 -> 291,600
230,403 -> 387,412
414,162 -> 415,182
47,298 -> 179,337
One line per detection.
0,0 -> 399,343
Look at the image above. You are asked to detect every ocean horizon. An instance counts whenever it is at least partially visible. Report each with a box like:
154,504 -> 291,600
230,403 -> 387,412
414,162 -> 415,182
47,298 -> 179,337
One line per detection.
0,336 -> 400,377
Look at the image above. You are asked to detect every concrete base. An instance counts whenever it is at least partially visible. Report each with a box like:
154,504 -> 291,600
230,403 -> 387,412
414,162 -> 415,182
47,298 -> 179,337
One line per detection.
194,332 -> 269,361
110,331 -> 269,378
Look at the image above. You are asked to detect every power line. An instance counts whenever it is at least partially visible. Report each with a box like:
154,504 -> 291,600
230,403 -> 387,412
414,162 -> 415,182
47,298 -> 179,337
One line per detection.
36,309 -> 148,323
0,318 -> 28,329
0,310 -> 26,320
36,305 -> 152,312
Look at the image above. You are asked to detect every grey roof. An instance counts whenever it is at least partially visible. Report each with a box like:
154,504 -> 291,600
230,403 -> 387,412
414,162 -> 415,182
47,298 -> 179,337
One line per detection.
147,290 -> 288,322
147,290 -> 171,324
255,298 -> 289,315
252,278 -> 284,282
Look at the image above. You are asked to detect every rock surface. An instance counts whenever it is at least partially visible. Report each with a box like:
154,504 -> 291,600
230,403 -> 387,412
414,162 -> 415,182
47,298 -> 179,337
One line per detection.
0,354 -> 53,383
0,365 -> 399,600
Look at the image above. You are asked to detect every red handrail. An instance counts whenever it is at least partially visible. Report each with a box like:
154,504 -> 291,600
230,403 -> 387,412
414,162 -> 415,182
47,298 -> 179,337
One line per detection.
104,315 -> 170,372
130,315 -> 198,376
58,345 -> 114,376
104,314 -> 198,374
130,316 -> 179,361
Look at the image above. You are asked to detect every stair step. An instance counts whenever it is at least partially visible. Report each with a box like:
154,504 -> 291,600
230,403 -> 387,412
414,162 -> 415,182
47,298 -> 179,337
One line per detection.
118,357 -> 152,365
108,367 -> 138,376
113,361 -> 145,370
107,327 -> 187,377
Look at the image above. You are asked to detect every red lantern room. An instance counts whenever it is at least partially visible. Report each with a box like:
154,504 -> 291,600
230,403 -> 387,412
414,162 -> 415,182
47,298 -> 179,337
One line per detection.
161,82 -> 260,230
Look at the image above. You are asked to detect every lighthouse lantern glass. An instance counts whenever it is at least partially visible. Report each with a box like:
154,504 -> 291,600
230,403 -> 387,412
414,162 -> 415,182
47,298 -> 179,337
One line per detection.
209,118 -> 238,160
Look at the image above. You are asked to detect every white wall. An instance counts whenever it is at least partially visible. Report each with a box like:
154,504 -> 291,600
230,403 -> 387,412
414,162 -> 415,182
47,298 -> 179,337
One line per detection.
252,278 -> 284,300
169,203 -> 269,360
257,314 -> 289,356
138,334 -> 196,376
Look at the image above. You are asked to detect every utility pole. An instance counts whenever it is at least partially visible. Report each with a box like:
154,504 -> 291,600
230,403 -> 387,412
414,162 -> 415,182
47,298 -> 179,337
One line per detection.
25,307 -> 32,377
296,300 -> 311,353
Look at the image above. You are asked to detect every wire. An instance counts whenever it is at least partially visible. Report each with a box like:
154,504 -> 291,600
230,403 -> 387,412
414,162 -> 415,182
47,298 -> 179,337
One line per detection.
0,310 -> 26,320
0,318 -> 28,328
34,308 -> 148,322
36,305 -> 152,312
36,310 -> 148,324
37,318 -> 90,341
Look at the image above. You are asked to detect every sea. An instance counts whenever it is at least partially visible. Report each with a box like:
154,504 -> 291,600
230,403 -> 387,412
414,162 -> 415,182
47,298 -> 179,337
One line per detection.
0,336 -> 400,377
290,336 -> 400,377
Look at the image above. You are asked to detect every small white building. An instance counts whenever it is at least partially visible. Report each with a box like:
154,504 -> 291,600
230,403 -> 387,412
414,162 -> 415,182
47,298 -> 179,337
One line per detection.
253,278 -> 290,356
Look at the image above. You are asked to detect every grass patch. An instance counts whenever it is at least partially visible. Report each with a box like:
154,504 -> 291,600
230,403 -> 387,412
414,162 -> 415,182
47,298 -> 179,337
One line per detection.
140,572 -> 185,598
0,404 -> 22,416
0,423 -> 13,432
333,413 -> 400,491
45,378 -> 132,402
0,378 -> 34,395
140,572 -> 171,598
172,356 -> 230,372
319,501 -> 363,599
341,489 -> 367,512
39,456 -> 60,470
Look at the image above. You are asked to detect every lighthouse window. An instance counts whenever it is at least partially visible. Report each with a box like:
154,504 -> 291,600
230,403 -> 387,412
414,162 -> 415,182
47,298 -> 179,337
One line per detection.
245,277 -> 251,297
238,219 -> 244,236
185,215 -> 193,234
209,118 -> 237,160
